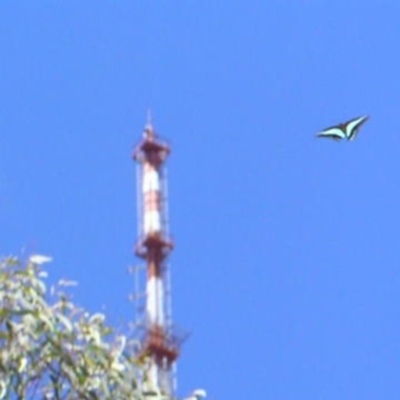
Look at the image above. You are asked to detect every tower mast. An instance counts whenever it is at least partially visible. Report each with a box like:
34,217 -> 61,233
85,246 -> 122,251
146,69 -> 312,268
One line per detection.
133,118 -> 180,396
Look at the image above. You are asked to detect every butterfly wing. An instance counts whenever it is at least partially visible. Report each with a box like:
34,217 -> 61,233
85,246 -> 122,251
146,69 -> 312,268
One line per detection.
344,115 -> 369,141
316,126 -> 346,141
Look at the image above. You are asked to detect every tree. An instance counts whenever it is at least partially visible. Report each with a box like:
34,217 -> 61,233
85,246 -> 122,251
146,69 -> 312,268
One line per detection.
0,254 -> 145,400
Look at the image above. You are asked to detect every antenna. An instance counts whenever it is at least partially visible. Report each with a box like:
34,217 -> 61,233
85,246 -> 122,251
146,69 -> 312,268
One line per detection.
146,108 -> 153,128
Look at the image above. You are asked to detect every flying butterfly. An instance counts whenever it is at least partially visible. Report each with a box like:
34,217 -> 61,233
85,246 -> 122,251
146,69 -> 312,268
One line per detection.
317,115 -> 369,141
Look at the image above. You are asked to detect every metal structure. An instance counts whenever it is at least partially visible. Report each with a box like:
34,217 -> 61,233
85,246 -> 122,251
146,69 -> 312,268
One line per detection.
132,117 -> 184,397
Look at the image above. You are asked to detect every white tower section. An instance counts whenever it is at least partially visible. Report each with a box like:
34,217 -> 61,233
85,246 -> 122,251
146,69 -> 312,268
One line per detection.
143,163 -> 162,234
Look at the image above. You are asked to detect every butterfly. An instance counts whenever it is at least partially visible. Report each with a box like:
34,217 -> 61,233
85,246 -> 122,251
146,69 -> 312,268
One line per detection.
317,115 -> 369,141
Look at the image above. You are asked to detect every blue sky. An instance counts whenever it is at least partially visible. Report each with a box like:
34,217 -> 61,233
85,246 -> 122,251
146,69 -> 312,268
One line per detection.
2,1 -> 400,399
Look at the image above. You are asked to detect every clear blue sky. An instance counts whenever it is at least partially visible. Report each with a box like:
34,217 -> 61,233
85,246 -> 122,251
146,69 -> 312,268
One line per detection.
1,2 -> 400,399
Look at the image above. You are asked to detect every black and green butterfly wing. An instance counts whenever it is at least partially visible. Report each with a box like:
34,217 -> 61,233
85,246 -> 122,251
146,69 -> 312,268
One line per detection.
344,115 -> 369,141
316,125 -> 346,141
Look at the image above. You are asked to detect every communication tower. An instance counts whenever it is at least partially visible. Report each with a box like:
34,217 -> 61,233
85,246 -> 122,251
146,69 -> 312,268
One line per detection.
132,116 -> 184,397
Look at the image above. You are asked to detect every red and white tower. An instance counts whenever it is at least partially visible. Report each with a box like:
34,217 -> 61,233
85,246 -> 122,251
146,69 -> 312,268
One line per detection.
133,117 -> 182,396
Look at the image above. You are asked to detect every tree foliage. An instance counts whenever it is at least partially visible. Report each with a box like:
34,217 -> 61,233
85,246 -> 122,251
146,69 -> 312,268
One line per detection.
0,255 -> 145,400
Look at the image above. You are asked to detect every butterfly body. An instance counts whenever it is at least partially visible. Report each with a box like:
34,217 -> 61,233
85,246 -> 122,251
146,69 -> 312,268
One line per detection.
317,115 -> 369,141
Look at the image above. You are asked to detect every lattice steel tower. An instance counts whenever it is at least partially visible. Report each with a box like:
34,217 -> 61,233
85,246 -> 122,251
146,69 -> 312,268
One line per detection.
132,117 -> 183,397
